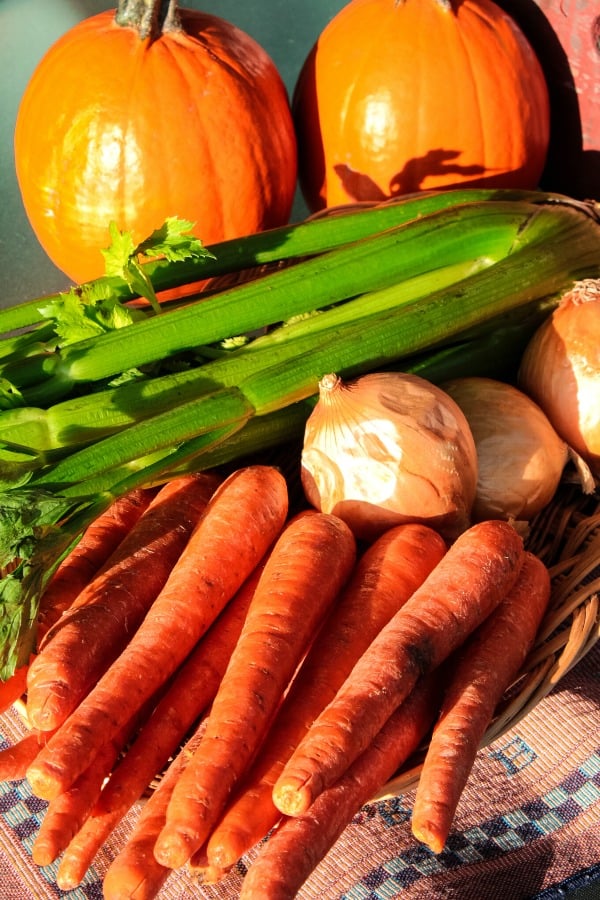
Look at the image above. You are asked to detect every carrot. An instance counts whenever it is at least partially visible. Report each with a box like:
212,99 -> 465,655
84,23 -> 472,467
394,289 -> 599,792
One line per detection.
26,465 -> 288,802
0,659 -> 31,715
26,472 -> 222,732
239,672 -> 443,900
272,519 -> 525,817
36,487 -> 156,644
31,713 -> 141,868
102,729 -> 205,900
411,550 -> 551,854
207,522 -> 446,870
55,565 -> 263,890
187,852 -> 228,885
153,511 -> 357,870
32,688 -> 163,870
0,728 -> 57,782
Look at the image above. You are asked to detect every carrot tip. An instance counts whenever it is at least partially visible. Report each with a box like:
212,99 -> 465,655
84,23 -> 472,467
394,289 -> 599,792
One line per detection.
26,767 -> 63,802
411,821 -> 446,855
207,846 -> 237,871
207,826 -> 253,870
31,844 -> 55,867
153,829 -> 196,870
272,782 -> 311,817
56,872 -> 81,893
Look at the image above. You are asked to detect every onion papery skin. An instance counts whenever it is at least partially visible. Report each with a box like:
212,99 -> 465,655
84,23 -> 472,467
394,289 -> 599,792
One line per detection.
518,280 -> 600,480
300,372 -> 478,543
443,376 -> 569,525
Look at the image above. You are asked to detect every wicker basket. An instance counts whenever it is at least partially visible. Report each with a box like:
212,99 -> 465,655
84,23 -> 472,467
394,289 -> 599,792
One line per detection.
372,475 -> 600,800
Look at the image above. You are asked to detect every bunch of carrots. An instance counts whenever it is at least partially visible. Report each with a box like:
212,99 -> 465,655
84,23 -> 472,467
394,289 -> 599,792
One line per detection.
0,463 -> 552,899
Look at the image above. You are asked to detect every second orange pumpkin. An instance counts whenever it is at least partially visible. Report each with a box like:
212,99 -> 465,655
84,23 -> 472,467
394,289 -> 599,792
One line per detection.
293,0 -> 550,211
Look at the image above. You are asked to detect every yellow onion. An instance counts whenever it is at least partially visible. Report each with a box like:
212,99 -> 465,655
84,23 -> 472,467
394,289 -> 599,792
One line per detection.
442,376 -> 569,526
300,371 -> 478,542
518,279 -> 600,480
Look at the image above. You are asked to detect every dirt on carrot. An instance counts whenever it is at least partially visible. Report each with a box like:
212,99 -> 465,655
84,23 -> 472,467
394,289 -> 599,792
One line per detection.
272,519 -> 525,817
153,510 -> 357,871
206,522 -> 446,870
187,850 -> 228,885
411,550 -> 551,854
26,465 -> 289,802
26,472 -> 221,732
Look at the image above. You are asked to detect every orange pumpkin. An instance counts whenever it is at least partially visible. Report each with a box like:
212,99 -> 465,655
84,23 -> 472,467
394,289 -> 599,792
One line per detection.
14,1 -> 298,284
292,0 -> 550,212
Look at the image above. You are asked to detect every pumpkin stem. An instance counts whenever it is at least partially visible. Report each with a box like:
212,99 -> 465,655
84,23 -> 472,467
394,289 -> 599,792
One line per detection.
115,0 -> 183,40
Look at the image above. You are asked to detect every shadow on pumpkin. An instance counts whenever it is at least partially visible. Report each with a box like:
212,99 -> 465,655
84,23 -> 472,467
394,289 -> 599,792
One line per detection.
333,151 -> 494,202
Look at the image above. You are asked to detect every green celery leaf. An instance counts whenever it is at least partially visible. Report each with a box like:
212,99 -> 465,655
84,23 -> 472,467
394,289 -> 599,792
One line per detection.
0,490 -> 98,678
101,217 -> 215,315
123,259 -> 161,314
0,490 -> 80,570
38,287 -> 143,347
79,277 -> 127,307
101,221 -> 161,313
100,301 -> 143,332
38,292 -> 106,344
101,222 -> 137,278
136,217 -> 216,264
0,567 -> 38,675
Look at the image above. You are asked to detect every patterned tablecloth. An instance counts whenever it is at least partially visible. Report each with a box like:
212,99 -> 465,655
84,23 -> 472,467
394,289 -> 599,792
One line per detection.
0,639 -> 598,900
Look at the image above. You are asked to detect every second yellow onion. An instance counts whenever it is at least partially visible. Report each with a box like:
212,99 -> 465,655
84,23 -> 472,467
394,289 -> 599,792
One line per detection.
442,376 -> 569,526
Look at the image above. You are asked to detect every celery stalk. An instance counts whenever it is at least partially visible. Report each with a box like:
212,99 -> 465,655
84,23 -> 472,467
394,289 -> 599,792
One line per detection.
0,187 -> 552,336
1,254 -> 493,454
2,200 -> 547,396
25,200 -> 600,488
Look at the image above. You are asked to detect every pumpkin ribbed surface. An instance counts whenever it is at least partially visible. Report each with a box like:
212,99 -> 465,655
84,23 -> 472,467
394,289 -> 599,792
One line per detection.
293,0 -> 550,211
14,8 -> 297,283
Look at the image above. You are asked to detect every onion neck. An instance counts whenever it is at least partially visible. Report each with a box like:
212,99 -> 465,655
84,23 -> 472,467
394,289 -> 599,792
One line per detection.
115,0 -> 182,40
319,373 -> 342,393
